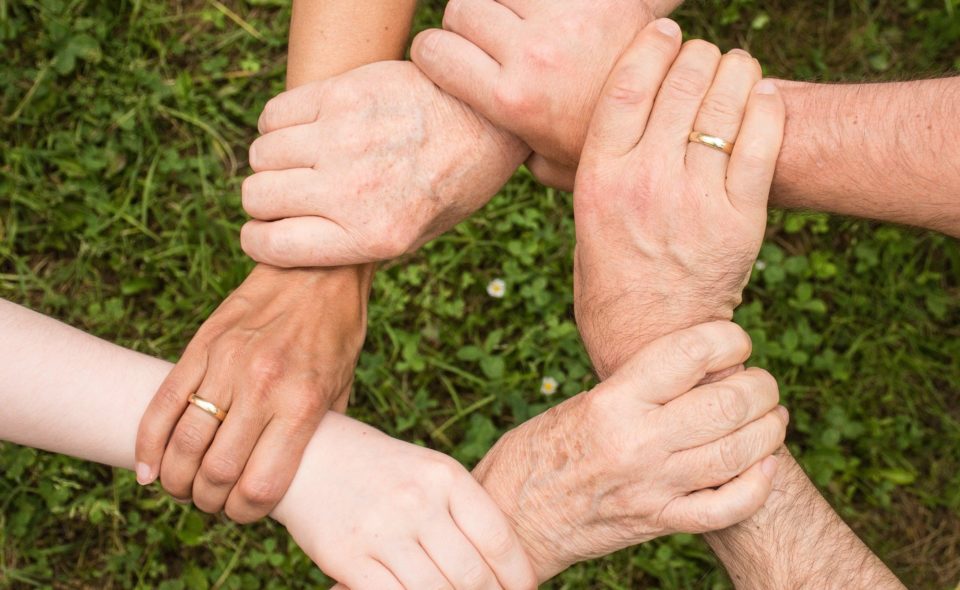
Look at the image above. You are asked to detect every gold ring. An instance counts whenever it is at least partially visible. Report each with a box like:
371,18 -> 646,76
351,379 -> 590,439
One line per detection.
688,131 -> 734,155
188,394 -> 227,422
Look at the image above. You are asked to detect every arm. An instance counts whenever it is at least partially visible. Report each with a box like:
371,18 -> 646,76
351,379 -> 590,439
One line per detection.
1,298 -> 537,589
134,0 -> 415,522
563,25 -> 904,588
773,78 -> 960,237
412,3 -> 960,237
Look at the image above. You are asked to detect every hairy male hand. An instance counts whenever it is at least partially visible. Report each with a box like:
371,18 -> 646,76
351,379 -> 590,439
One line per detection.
240,60 -> 528,267
135,265 -> 370,522
474,322 -> 787,581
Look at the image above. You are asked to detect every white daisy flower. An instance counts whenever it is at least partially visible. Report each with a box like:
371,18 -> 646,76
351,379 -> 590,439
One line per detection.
755,260 -> 767,271
540,376 -> 559,396
486,278 -> 506,299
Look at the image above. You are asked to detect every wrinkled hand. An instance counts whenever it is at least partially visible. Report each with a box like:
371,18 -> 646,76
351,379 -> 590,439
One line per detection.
572,23 -> 785,377
240,60 -> 528,268
472,322 -> 787,580
272,413 -> 537,590
135,265 -> 370,522
412,0 -> 683,188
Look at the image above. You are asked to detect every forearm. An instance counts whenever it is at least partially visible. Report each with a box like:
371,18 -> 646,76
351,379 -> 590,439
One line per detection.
0,299 -> 351,521
774,78 -> 960,236
705,449 -> 903,589
287,0 -> 417,88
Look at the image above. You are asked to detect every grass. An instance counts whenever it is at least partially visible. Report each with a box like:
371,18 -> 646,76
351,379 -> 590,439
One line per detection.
1,0 -> 959,588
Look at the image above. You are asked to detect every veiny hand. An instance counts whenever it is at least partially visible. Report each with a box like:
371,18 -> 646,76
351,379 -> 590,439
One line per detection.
472,322 -> 787,581
240,60 -> 528,268
411,0 -> 683,188
135,264 -> 370,522
271,413 -> 537,590
571,22 -> 785,377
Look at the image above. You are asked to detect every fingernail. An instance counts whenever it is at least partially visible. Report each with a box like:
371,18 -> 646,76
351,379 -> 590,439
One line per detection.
728,48 -> 751,57
655,18 -> 681,38
135,462 -> 155,485
172,497 -> 191,505
755,79 -> 778,95
776,405 -> 790,423
761,455 -> 779,478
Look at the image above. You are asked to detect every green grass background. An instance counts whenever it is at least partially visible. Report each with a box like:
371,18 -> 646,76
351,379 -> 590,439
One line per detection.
1,0 -> 959,588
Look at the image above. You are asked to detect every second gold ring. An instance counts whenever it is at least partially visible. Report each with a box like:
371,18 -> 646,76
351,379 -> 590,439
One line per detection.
188,394 -> 227,422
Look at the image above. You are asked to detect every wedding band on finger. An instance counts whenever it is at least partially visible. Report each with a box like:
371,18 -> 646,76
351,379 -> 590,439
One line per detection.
188,394 -> 227,422
688,131 -> 735,155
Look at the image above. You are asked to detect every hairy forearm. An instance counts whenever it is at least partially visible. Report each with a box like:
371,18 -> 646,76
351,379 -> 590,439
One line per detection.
705,449 -> 904,589
774,78 -> 960,236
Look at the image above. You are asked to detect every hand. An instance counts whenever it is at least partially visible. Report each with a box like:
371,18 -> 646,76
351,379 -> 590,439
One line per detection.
135,264 -> 370,522
472,322 -> 787,580
240,60 -> 529,268
272,413 -> 537,590
571,23 -> 785,377
411,0 -> 682,189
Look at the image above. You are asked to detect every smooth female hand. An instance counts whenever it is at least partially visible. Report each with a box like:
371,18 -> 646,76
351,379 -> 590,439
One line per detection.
473,322 -> 787,580
412,0 -> 683,188
240,60 -> 528,267
572,22 -> 785,377
135,265 -> 370,522
272,413 -> 537,590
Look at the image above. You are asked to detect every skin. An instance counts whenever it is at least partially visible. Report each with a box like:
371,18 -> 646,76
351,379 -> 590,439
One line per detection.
2,301 -> 781,587
565,21 -> 904,588
411,0 -> 960,236
134,0 -> 417,523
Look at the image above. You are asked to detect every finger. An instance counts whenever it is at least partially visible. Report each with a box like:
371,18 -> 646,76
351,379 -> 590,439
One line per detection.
443,0 -> 521,62
158,377 -> 231,500
726,79 -> 785,216
241,169 -> 334,221
420,520 -> 501,590
598,321 -> 753,406
641,39 -> 722,161
135,346 -> 208,485
582,18 -> 682,159
671,407 -> 788,490
659,367 -> 780,451
337,559 -> 405,590
494,0 -> 538,18
257,81 -> 327,134
248,124 -> 321,172
449,478 -> 537,590
191,399 -> 270,514
224,416 -> 320,523
240,218 -> 361,268
663,454 -> 780,533
411,29 -> 500,126
685,49 -> 761,178
377,543 -> 453,590
524,153 -> 575,191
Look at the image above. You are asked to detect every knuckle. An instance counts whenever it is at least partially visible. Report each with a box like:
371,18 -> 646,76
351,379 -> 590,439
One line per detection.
717,435 -> 746,475
201,455 -> 244,487
683,39 -> 722,61
172,422 -> 209,456
492,80 -> 532,115
713,384 -> 749,426
700,92 -> 745,122
238,477 -> 285,507
391,481 -> 431,512
458,561 -> 491,590
482,524 -> 516,560
522,41 -> 559,70
606,68 -> 653,106
247,354 -> 284,386
663,66 -> 711,100
672,330 -> 713,366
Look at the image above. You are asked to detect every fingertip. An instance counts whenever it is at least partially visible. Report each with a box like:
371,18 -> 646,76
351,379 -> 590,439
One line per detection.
136,461 -> 157,486
653,18 -> 681,38
411,28 -> 442,64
